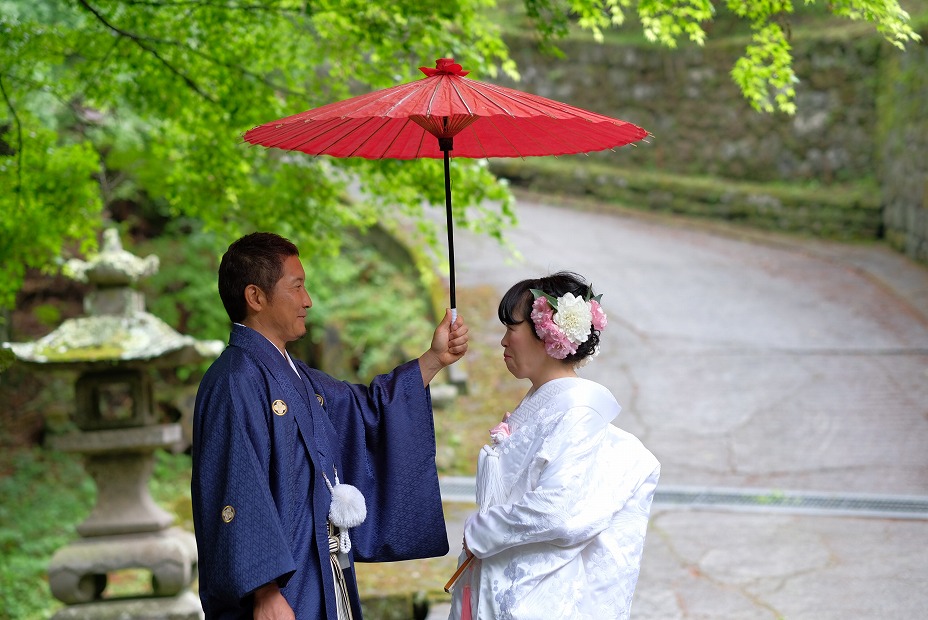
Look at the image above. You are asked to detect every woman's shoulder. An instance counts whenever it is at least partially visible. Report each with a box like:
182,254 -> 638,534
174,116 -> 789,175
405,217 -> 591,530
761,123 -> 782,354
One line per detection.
555,378 -> 620,415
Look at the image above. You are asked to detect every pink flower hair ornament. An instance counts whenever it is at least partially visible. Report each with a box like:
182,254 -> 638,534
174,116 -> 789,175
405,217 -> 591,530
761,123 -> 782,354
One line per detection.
529,288 -> 607,361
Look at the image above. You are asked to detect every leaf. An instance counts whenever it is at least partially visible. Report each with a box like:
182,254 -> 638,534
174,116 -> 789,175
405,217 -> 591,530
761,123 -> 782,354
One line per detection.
530,288 -> 559,309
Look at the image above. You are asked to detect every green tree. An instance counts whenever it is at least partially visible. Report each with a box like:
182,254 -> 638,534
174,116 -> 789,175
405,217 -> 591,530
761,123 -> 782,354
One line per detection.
0,0 -> 518,315
0,0 -> 920,315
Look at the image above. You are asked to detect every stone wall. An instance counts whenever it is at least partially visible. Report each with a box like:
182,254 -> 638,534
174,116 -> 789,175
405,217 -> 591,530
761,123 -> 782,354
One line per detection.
502,34 -> 882,183
878,26 -> 928,262
490,25 -> 927,257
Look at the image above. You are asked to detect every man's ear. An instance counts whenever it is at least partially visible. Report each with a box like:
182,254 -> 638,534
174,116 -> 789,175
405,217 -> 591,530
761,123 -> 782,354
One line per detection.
244,284 -> 265,313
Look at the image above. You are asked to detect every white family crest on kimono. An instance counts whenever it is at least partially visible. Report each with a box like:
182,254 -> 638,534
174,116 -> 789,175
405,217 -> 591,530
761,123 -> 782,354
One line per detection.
450,377 -> 660,620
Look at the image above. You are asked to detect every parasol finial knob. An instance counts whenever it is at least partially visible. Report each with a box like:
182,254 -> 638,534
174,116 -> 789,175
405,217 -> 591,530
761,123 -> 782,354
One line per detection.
420,58 -> 469,77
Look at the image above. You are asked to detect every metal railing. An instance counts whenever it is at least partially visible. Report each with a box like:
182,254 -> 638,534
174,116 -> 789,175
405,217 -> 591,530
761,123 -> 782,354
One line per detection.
439,477 -> 928,520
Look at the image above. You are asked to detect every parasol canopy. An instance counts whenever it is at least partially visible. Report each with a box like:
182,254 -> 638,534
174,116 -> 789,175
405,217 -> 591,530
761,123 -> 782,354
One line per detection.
244,58 -> 650,317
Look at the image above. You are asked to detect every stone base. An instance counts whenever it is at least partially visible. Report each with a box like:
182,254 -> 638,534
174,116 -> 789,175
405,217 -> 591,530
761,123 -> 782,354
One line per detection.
49,528 -> 197,604
52,590 -> 203,620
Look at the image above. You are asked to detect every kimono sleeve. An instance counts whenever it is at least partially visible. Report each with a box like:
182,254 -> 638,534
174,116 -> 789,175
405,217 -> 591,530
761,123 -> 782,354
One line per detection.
308,360 -> 449,562
465,407 -> 653,558
191,361 -> 297,605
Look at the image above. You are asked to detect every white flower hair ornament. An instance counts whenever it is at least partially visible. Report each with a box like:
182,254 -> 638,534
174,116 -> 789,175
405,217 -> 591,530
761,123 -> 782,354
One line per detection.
529,287 -> 607,362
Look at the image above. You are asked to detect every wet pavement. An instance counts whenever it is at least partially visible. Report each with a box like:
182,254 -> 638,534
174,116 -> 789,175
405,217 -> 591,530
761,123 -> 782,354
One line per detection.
426,196 -> 928,619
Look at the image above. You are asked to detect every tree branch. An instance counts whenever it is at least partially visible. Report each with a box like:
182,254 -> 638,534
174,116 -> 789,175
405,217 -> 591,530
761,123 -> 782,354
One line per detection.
149,37 -> 310,100
76,0 -> 218,104
76,0 -> 309,105
119,0 -> 307,13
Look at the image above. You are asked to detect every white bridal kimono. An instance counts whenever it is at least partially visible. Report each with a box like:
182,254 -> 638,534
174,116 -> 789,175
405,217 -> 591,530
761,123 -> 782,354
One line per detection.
450,377 -> 660,620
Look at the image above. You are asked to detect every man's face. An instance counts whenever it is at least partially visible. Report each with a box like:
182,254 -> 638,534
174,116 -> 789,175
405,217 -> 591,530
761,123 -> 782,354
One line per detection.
262,255 -> 313,347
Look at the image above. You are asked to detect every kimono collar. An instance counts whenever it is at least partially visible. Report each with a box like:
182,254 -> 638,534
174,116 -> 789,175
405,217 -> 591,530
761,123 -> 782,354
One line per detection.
228,324 -> 317,422
229,324 -> 290,369
530,377 -> 621,425
229,322 -> 273,350
234,323 -> 300,375
229,323 -> 336,463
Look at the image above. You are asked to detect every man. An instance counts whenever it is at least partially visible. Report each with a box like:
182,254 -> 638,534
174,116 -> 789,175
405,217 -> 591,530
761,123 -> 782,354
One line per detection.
191,232 -> 468,619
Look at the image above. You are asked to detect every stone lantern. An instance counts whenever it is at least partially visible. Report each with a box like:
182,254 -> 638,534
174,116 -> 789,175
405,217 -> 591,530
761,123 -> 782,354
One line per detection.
3,229 -> 223,619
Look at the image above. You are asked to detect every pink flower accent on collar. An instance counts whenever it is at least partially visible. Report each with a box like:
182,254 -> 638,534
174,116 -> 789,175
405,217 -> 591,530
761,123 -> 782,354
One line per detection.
489,421 -> 511,445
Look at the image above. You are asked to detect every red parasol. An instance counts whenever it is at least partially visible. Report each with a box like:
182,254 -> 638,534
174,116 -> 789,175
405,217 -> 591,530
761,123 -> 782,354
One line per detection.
244,58 -> 649,318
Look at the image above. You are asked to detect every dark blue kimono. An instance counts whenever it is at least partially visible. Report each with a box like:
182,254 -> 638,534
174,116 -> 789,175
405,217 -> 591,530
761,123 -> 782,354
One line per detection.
191,324 -> 449,618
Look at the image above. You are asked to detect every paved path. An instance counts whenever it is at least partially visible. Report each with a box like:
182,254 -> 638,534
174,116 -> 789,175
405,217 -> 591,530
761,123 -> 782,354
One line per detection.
429,196 -> 928,619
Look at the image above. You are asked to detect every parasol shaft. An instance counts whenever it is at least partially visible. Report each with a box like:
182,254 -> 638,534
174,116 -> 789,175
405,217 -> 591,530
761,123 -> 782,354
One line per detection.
440,138 -> 457,322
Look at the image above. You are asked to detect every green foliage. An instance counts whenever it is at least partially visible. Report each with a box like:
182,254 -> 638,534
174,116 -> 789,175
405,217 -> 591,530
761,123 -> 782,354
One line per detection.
731,21 -> 798,114
0,0 -> 516,313
135,223 -> 230,381
0,448 -> 93,620
138,223 -> 230,343
723,0 -> 918,112
639,0 -> 715,47
0,447 -> 194,619
0,345 -> 12,372
827,0 -> 923,48
0,118 -> 102,309
303,231 -> 435,382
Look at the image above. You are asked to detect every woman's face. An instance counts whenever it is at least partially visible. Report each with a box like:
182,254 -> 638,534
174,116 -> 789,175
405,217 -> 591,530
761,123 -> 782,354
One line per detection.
500,312 -> 549,382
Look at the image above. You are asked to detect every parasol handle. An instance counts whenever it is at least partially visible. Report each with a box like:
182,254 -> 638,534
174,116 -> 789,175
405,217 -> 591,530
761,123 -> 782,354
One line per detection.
444,550 -> 474,593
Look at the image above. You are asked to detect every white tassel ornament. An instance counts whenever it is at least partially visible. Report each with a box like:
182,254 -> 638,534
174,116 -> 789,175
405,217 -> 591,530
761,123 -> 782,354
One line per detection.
476,417 -> 511,513
476,445 -> 506,513
323,468 -> 367,556
329,481 -> 367,528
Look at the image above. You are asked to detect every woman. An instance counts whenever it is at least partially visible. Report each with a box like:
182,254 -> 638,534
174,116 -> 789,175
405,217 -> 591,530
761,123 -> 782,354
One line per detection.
449,272 -> 660,620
